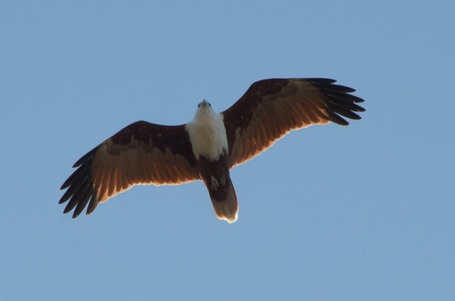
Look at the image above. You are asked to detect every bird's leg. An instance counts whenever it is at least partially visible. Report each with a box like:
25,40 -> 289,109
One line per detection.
211,176 -> 219,191
210,174 -> 226,191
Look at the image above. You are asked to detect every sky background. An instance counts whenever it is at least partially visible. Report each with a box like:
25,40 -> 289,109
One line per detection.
1,1 -> 454,300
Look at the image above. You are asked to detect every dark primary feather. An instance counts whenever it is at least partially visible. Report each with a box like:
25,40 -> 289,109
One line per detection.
310,79 -> 364,124
59,147 -> 99,217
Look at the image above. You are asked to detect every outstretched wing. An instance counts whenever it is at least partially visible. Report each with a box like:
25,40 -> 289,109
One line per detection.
59,121 -> 199,218
222,78 -> 365,168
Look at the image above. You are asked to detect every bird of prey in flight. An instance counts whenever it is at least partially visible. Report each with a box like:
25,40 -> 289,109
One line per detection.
59,78 -> 364,223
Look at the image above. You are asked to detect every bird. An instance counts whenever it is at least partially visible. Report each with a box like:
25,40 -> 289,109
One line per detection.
59,78 -> 365,223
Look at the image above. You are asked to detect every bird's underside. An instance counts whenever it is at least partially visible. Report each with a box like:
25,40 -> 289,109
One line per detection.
59,78 -> 365,223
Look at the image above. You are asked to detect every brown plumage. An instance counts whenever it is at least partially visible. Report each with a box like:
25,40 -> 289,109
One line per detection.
59,78 -> 364,222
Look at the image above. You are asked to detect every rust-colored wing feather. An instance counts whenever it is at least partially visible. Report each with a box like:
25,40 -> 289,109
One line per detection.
222,78 -> 365,168
59,121 -> 199,218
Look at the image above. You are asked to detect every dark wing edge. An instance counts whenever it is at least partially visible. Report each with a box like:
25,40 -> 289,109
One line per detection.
59,121 -> 199,218
222,78 -> 365,168
306,78 -> 365,125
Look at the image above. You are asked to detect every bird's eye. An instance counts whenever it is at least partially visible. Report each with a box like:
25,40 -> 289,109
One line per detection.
198,103 -> 201,108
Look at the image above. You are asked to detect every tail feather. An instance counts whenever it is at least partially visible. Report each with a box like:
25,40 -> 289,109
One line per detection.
203,175 -> 238,223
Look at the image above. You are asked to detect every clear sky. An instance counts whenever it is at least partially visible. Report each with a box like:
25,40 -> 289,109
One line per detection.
2,1 -> 454,300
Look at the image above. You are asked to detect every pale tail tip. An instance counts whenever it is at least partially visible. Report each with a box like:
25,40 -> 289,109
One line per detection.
217,212 -> 238,224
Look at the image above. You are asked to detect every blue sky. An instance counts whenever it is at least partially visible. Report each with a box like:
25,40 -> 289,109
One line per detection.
1,1 -> 454,300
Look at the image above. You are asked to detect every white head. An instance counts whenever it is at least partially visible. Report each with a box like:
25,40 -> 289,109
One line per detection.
195,99 -> 213,114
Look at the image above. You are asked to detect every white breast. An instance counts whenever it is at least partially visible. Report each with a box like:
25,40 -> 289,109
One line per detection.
185,106 -> 228,161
